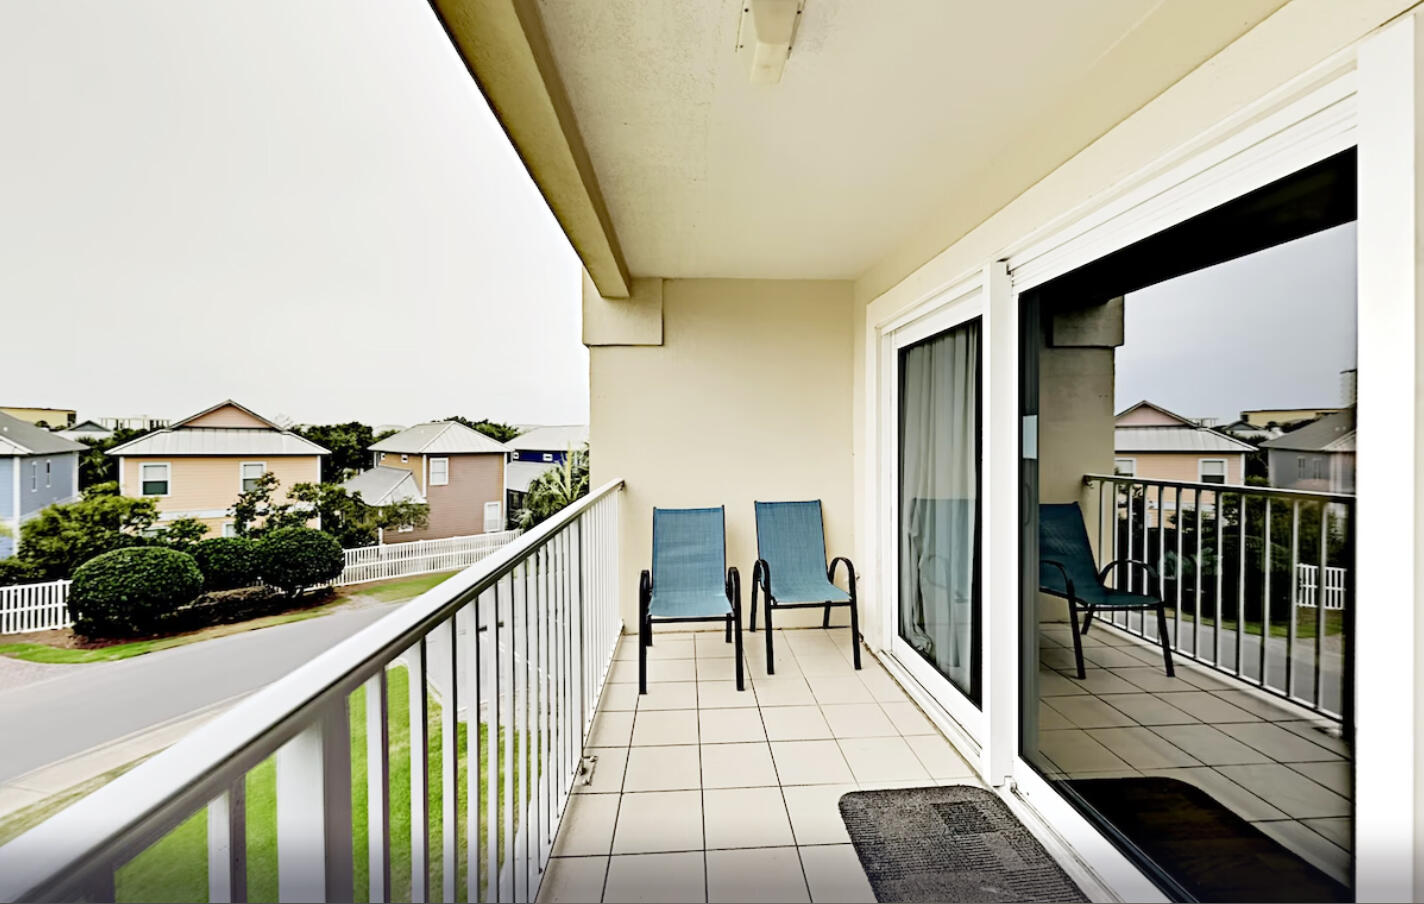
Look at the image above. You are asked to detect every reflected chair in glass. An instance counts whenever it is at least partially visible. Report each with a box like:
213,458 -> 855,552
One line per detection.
748,500 -> 861,674
1039,502 -> 1175,679
639,506 -> 745,693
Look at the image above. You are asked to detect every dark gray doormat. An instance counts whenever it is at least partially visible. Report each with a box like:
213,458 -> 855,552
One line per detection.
838,786 -> 1087,903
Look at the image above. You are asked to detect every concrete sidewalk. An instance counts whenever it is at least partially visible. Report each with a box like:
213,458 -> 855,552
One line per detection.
0,694 -> 242,824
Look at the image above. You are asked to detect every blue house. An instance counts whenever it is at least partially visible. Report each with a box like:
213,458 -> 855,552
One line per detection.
505,424 -> 588,514
0,412 -> 84,558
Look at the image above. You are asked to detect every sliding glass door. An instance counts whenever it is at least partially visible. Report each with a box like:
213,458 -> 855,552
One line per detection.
894,316 -> 983,719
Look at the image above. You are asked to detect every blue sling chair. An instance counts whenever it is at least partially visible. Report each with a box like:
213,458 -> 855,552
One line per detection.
749,500 -> 861,674
1038,502 -> 1174,680
639,507 -> 745,694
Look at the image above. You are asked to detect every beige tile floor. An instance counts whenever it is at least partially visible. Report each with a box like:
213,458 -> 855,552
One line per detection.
538,627 -> 979,904
1033,622 -> 1353,885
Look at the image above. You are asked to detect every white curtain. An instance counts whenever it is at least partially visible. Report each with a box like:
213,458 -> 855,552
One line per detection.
899,319 -> 980,700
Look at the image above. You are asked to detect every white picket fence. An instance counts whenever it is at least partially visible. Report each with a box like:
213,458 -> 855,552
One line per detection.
1296,563 -> 1348,610
0,529 -> 523,635
334,529 -> 522,586
0,580 -> 70,635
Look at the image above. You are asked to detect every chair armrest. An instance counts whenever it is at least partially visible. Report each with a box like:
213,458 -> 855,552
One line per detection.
726,566 -> 741,607
828,556 -> 856,590
752,559 -> 771,593
640,569 -> 651,603
1040,559 -> 1075,598
1098,558 -> 1158,585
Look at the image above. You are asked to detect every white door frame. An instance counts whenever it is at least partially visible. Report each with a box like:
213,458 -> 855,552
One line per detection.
861,28 -> 1424,898
879,280 -> 988,747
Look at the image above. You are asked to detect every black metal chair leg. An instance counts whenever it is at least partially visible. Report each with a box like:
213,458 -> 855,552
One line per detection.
725,614 -> 732,643
639,613 -> 650,694
822,604 -> 832,628
764,596 -> 775,675
749,578 -> 759,633
1155,603 -> 1175,677
1081,605 -> 1096,635
848,598 -> 862,670
733,602 -> 745,691
1067,597 -> 1087,680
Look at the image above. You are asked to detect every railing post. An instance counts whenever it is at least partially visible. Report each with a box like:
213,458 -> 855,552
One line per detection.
409,640 -> 429,904
207,780 -> 247,904
274,703 -> 353,903
365,673 -> 391,904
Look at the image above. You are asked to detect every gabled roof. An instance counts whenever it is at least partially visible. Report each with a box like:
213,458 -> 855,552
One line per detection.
66,419 -> 111,432
509,424 -> 589,452
342,466 -> 426,506
370,421 -> 512,455
1260,409 -> 1356,453
1115,426 -> 1255,454
171,399 -> 283,430
0,411 -> 86,456
1114,400 -> 1195,427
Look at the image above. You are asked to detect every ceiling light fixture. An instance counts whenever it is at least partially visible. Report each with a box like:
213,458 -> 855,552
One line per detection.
736,0 -> 804,86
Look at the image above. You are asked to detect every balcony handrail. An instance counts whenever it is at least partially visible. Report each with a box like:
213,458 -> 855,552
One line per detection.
0,478 -> 626,903
1082,472 -> 1355,504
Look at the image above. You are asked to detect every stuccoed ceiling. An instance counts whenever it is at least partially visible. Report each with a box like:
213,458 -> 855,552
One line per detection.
534,0 -> 1288,281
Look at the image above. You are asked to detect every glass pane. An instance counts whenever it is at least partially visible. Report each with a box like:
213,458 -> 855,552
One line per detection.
898,318 -> 981,703
142,480 -> 167,495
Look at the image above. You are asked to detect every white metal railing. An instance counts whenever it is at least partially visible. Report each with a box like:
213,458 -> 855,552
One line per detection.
0,531 -> 525,635
0,480 -> 624,903
0,579 -> 70,634
1296,563 -> 1348,611
336,530 -> 523,587
1084,474 -> 1352,721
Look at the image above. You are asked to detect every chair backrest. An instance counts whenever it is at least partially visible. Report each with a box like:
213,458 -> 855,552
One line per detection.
755,500 -> 830,587
652,507 -> 726,593
1038,503 -> 1102,597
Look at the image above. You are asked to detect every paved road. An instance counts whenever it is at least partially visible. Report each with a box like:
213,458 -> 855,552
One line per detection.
0,601 -> 405,783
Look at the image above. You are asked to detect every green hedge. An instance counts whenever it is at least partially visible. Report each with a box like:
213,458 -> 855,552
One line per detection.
192,537 -> 262,590
260,527 -> 344,597
69,547 -> 204,637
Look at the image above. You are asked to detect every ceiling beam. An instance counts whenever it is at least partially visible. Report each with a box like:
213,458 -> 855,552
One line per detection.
428,0 -> 632,298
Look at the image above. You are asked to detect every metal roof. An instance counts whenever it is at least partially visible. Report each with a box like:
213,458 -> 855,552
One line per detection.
0,411 -> 86,456
1260,409 -> 1356,453
342,466 -> 425,506
509,424 -> 588,452
507,459 -> 559,494
369,421 -> 511,455
1114,426 -> 1255,454
107,428 -> 329,457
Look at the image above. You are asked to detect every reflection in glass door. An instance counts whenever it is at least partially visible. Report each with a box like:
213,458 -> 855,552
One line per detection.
898,318 -> 982,704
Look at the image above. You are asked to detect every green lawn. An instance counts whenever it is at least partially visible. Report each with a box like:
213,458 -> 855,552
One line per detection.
111,665 -> 527,902
0,572 -> 460,665
1169,605 -> 1344,641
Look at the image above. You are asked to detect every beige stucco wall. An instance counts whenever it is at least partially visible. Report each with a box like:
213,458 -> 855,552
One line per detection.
121,455 -> 322,523
589,278 -> 855,631
1120,452 -> 1246,485
1116,406 -> 1181,427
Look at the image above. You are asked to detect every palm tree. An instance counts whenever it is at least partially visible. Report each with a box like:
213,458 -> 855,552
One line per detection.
516,446 -> 589,529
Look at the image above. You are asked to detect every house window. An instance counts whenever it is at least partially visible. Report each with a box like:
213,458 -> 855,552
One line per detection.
511,451 -> 521,460
1113,458 -> 1136,477
1297,455 -> 1307,478
542,453 -> 553,462
397,523 -> 415,534
484,501 -> 502,532
430,457 -> 449,486
222,522 -> 239,538
140,463 -> 170,496
1199,459 -> 1227,484
29,461 -> 37,491
241,462 -> 266,493
1313,458 -> 1325,480
401,454 -> 409,464
45,460 -> 52,488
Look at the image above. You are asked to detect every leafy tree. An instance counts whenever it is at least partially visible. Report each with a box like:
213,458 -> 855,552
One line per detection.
76,427 -> 149,489
445,416 -> 520,444
286,482 -> 429,548
229,472 -> 310,537
293,422 -> 382,483
17,482 -> 159,580
154,518 -> 209,554
259,527 -> 344,597
515,447 -> 589,529
0,558 -> 42,587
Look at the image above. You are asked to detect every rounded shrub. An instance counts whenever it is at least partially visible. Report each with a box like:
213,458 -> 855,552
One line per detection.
259,527 -> 344,597
69,547 -> 204,637
192,537 -> 262,590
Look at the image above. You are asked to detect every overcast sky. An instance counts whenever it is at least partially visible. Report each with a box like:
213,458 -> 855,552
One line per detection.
1117,222 -> 1357,424
0,1 -> 587,429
